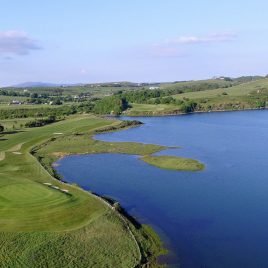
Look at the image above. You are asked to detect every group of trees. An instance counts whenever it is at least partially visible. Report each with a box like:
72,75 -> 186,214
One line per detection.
25,115 -> 57,128
93,96 -> 129,115
0,105 -> 78,120
0,89 -> 28,97
0,88 -> 76,105
180,100 -> 198,113
117,89 -> 167,103
146,96 -> 181,105
0,99 -> 101,120
114,82 -> 233,106
91,93 -> 199,115
0,88 -> 64,98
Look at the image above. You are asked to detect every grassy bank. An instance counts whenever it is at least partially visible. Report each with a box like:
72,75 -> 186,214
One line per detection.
141,155 -> 204,171
0,114 -> 203,267
33,119 -> 204,176
123,78 -> 268,116
0,115 -> 165,267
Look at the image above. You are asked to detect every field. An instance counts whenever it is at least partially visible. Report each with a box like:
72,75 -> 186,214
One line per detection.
126,103 -> 180,116
0,115 -> 166,267
124,78 -> 268,116
172,78 -> 268,100
0,95 -> 28,104
159,79 -> 234,91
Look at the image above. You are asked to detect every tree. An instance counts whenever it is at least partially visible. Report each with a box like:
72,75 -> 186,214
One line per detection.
256,101 -> 266,109
94,96 -> 129,115
52,98 -> 63,105
180,101 -> 197,113
30,93 -> 38,98
0,124 -> 4,133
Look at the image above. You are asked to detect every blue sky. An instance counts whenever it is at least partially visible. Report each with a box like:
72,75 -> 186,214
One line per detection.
0,0 -> 268,86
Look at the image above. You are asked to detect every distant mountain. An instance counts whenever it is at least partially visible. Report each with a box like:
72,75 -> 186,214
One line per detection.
11,82 -> 85,88
12,82 -> 61,88
10,81 -> 148,89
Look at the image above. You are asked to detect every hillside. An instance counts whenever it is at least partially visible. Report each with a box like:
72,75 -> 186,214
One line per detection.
123,78 -> 268,116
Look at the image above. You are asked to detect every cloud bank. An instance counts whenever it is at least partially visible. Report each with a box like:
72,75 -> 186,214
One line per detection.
151,32 -> 237,57
0,31 -> 41,55
170,32 -> 237,45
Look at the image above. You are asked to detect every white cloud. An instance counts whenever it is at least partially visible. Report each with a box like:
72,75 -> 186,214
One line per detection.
170,32 -> 237,45
0,31 -> 41,55
150,32 -> 237,57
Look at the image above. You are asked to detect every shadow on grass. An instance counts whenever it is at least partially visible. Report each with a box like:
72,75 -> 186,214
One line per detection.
3,130 -> 26,134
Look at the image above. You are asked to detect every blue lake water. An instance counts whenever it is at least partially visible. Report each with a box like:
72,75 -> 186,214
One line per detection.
56,110 -> 268,268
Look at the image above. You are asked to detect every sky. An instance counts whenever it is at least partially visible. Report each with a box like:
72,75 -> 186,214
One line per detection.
1,0 -> 268,86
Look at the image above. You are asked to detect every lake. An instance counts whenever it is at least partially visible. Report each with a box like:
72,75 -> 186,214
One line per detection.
56,110 -> 268,268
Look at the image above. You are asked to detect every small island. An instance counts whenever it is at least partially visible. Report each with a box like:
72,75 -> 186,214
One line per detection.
141,155 -> 205,171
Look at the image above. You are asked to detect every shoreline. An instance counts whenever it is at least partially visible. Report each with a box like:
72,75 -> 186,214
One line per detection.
32,120 -> 170,267
24,109 -> 264,266
53,155 -> 172,267
51,158 -> 167,267
121,106 -> 267,118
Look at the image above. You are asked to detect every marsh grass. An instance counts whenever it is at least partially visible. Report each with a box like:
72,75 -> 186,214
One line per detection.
141,155 -> 204,171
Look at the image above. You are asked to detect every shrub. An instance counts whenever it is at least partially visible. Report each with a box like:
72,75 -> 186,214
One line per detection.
25,116 -> 57,128
94,96 -> 129,115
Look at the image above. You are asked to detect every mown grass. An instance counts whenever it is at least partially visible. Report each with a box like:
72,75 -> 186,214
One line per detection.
126,103 -> 180,116
0,113 -> 203,267
141,155 -> 204,171
1,117 -> 38,131
0,115 -> 152,267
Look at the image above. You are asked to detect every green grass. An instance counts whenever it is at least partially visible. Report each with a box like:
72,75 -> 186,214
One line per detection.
159,79 -> 233,91
173,78 -> 268,100
126,103 -> 180,116
33,121 -> 202,174
0,95 -> 28,103
124,78 -> 268,116
0,103 -> 69,109
129,103 -> 178,112
0,113 -> 203,267
141,155 -> 204,171
0,211 -> 140,268
0,118 -> 38,131
0,115 -> 149,267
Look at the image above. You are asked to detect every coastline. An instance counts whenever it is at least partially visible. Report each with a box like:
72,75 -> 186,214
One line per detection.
31,119 -> 170,267
8,108 -> 266,266
44,158 -> 167,267
122,106 -> 267,117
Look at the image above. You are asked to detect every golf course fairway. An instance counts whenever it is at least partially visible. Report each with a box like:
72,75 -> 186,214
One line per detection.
0,114 -> 202,267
